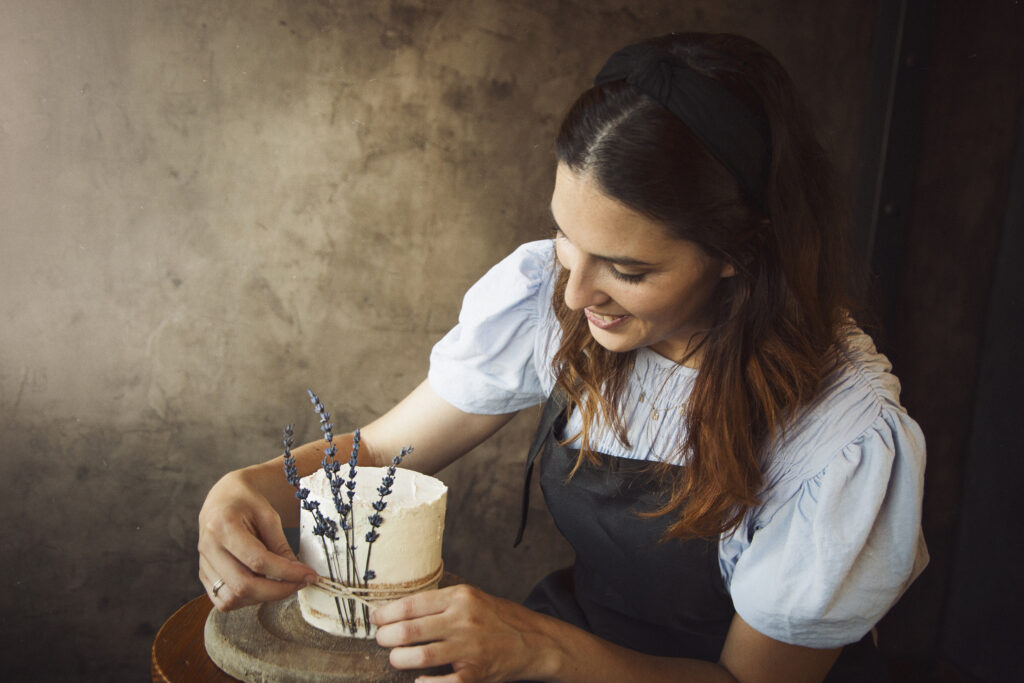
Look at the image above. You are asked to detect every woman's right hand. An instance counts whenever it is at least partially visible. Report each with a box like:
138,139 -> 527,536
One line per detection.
196,378 -> 516,611
197,469 -> 317,611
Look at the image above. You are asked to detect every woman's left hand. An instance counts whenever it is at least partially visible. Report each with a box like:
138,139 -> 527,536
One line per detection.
371,584 -> 557,683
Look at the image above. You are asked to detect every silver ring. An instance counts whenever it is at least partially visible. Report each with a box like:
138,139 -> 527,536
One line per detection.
211,578 -> 225,597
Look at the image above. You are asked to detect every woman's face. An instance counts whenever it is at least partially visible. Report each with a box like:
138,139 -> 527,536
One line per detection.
551,164 -> 734,363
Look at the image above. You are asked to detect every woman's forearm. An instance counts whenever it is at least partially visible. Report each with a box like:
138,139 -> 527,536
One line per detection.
533,611 -> 737,683
537,610 -> 841,683
374,586 -> 738,683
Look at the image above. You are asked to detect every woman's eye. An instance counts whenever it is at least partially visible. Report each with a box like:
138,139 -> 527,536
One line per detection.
610,268 -> 645,284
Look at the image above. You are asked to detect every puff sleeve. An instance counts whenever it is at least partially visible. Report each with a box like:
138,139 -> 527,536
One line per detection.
724,340 -> 929,648
428,240 -> 558,414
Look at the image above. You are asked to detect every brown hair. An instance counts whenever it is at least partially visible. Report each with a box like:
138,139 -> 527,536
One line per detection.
552,33 -> 854,539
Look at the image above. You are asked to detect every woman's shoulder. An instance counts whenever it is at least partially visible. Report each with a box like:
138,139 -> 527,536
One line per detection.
491,238 -> 556,280
759,325 -> 925,497
448,239 -> 556,320
724,326 -> 928,647
516,238 -> 557,262
427,239 -> 559,414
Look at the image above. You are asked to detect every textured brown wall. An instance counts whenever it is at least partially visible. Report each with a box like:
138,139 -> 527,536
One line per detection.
0,1 -> 877,679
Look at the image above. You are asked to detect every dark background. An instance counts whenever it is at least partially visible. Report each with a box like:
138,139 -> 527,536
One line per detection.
859,2 -> 1023,682
0,1 -> 1020,680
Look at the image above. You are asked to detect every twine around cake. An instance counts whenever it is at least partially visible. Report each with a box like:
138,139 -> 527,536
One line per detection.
307,561 -> 445,610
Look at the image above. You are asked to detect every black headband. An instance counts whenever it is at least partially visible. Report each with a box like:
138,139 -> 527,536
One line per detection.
594,42 -> 770,209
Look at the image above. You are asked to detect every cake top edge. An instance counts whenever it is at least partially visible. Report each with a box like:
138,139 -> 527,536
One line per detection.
301,465 -> 447,507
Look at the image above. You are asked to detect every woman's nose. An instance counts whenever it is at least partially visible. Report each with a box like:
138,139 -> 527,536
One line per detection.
562,260 -> 607,311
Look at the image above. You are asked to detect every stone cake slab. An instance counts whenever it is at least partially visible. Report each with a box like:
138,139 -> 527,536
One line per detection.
205,574 -> 460,682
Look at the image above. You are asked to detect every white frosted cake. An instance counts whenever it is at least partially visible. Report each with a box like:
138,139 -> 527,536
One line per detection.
296,466 -> 447,638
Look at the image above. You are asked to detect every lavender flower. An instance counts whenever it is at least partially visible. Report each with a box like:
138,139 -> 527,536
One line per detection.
349,429 -> 361,472
361,446 -> 412,582
281,419 -> 337,544
308,389 -> 349,519
393,448 -> 411,467
312,514 -> 339,541
282,424 -> 299,487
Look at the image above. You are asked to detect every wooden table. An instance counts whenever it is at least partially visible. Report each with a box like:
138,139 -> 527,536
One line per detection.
151,594 -> 236,682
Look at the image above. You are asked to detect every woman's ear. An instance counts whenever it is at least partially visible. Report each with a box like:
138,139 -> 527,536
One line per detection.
724,218 -> 770,278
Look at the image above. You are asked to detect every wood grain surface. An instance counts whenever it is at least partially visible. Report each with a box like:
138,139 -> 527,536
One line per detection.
152,594 -> 236,682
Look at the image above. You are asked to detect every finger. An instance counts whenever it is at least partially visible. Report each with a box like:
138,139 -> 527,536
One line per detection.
250,507 -> 302,564
371,586 -> 456,626
216,514 -> 317,584
200,553 -> 249,608
199,556 -> 241,611
199,554 -> 234,608
375,612 -> 453,648
412,673 -> 471,683
198,562 -> 216,598
388,640 -> 460,671
202,539 -> 306,608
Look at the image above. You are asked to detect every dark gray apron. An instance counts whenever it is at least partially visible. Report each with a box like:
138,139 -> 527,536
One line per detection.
515,391 -> 889,680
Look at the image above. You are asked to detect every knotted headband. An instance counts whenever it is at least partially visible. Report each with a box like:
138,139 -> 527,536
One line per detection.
594,42 -> 770,209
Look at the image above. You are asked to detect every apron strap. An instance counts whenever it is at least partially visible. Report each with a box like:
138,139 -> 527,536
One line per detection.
513,390 -> 568,547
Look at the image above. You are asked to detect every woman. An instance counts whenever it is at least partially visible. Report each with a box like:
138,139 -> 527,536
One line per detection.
198,33 -> 927,682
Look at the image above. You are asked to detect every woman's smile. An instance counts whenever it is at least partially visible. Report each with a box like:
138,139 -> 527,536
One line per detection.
585,308 -> 631,329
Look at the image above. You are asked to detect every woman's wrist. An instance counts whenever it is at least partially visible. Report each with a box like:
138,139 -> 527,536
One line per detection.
527,611 -> 572,681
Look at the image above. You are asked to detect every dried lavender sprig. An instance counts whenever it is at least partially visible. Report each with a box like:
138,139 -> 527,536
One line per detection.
312,521 -> 348,629
349,429 -> 361,467
281,424 -> 337,540
282,424 -> 299,487
344,429 -> 360,503
307,389 -> 348,520
341,428 -> 362,590
332,428 -> 360,525
308,388 -> 362,632
332,427 -> 369,632
308,389 -> 346,527
362,446 -> 412,582
308,389 -> 338,467
300,391 -> 348,625
348,428 -> 360,477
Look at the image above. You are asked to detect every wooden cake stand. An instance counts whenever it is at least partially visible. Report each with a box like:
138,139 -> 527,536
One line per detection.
152,574 -> 459,682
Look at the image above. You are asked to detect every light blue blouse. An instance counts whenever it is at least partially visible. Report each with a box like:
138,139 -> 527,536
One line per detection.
428,240 -> 929,649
